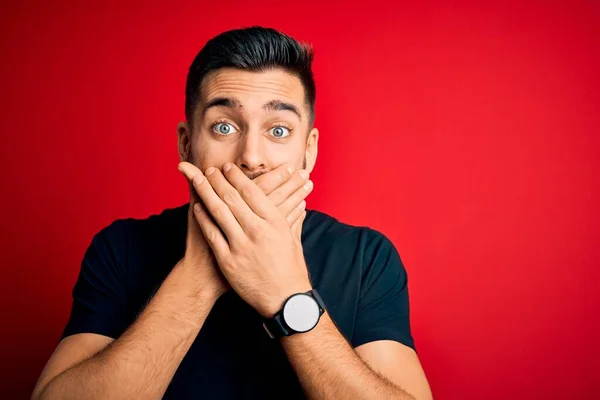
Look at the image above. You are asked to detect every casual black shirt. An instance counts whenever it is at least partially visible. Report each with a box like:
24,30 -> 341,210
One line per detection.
62,204 -> 414,399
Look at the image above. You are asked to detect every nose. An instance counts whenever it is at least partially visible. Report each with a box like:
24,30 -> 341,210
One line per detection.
235,131 -> 267,176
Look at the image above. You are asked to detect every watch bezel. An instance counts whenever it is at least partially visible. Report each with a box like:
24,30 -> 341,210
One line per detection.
262,289 -> 326,339
282,293 -> 321,333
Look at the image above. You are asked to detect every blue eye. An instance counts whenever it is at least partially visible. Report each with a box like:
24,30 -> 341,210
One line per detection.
213,122 -> 237,135
271,126 -> 290,138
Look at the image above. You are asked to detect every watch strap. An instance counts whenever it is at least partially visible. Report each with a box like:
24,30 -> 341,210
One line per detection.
311,289 -> 326,313
262,313 -> 289,339
262,289 -> 325,339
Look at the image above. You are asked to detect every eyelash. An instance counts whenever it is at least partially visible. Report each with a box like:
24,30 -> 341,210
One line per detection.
210,119 -> 294,138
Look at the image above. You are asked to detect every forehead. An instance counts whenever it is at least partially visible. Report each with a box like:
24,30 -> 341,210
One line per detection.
200,68 -> 306,110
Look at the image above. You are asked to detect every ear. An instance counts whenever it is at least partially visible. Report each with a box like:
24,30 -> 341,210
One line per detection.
177,121 -> 191,162
305,127 -> 319,173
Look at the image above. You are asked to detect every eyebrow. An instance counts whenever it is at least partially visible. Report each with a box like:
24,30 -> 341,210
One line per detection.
202,97 -> 302,121
202,97 -> 244,118
262,99 -> 302,121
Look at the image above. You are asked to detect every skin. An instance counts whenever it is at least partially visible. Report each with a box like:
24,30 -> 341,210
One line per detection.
32,67 -> 432,399
31,163 -> 311,400
179,68 -> 432,399
175,67 -> 320,313
31,68 -> 313,400
179,67 -> 317,177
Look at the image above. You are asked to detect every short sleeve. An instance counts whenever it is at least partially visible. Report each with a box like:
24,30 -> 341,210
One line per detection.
351,228 -> 415,350
61,221 -> 129,340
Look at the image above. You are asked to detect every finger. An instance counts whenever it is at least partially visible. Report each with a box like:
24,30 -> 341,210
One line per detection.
179,161 -> 210,211
220,163 -> 276,221
286,200 -> 306,226
178,161 -> 203,182
253,164 -> 295,195
187,196 -> 202,235
206,165 -> 267,228
179,163 -> 204,234
178,162 -> 200,199
190,194 -> 224,241
193,201 -> 230,260
191,167 -> 246,242
180,162 -> 247,242
278,179 -> 313,217
268,169 -> 310,207
291,209 -> 307,240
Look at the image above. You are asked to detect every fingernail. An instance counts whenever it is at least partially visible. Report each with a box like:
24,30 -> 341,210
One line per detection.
299,170 -> 309,180
205,167 -> 216,176
223,163 -> 233,172
298,200 -> 306,209
287,166 -> 294,174
193,203 -> 201,213
177,163 -> 184,173
303,180 -> 313,191
193,174 -> 205,185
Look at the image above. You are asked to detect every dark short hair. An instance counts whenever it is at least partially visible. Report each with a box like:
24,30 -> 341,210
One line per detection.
185,26 -> 316,127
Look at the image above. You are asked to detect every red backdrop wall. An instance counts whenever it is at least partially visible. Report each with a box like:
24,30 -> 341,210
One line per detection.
1,1 -> 599,398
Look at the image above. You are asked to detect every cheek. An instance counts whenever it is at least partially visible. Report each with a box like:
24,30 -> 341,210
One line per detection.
264,143 -> 305,169
192,131 -> 306,170
191,134 -> 236,170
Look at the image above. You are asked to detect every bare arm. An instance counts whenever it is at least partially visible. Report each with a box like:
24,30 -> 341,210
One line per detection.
32,260 -> 221,400
281,312 -> 425,400
33,163 -> 309,400
179,163 -> 431,398
355,340 -> 432,400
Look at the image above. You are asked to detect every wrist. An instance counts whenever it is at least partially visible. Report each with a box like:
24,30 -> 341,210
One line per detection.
262,287 -> 327,340
175,259 -> 227,302
197,284 -> 224,308
260,281 -> 314,318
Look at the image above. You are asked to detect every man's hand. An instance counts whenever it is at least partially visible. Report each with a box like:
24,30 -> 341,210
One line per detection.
251,164 -> 311,241
177,162 -> 312,303
178,174 -> 231,297
179,162 -> 314,318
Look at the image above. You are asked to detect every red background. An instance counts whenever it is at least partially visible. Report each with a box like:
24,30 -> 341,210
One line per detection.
1,1 -> 599,398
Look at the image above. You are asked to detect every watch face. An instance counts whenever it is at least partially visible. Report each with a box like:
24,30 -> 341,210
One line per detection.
283,294 -> 320,332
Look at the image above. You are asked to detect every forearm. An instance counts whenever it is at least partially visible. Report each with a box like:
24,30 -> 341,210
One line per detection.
281,312 -> 415,400
37,260 -> 220,400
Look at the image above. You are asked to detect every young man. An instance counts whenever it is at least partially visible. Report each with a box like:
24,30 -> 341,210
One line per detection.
32,27 -> 431,399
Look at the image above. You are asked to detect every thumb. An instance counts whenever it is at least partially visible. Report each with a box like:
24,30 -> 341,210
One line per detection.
179,166 -> 203,238
291,210 -> 307,242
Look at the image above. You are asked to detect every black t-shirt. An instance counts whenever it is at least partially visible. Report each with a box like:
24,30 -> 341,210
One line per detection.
62,204 -> 414,399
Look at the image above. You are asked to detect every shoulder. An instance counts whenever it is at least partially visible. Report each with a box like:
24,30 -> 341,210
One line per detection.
304,209 -> 399,261
100,203 -> 187,234
88,203 -> 188,260
303,209 -> 409,345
